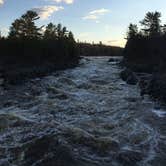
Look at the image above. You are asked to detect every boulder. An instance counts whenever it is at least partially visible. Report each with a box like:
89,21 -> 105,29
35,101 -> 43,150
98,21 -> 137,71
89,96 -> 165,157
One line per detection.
120,69 -> 138,85
147,74 -> 166,102
108,58 -> 118,63
64,127 -> 119,154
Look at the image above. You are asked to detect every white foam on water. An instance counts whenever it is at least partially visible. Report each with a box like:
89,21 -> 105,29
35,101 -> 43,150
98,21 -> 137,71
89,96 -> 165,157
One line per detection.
151,109 -> 166,118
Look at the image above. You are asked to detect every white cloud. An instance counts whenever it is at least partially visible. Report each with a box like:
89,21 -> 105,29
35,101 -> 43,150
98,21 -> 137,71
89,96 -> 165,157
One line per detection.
0,0 -> 4,5
83,15 -> 98,20
32,5 -> 64,20
83,8 -> 110,22
48,0 -> 74,4
90,8 -> 110,15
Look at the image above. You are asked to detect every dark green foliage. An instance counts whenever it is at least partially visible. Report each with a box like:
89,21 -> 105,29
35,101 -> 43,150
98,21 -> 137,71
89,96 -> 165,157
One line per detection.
44,23 -> 57,40
77,43 -> 123,57
124,11 -> 166,102
127,24 -> 138,39
126,11 -> 164,39
162,24 -> 166,36
140,11 -> 161,37
9,10 -> 42,39
124,11 -> 166,72
0,11 -> 78,83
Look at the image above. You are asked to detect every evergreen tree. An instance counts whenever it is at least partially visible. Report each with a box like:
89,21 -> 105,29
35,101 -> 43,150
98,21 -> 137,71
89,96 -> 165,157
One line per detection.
140,11 -> 161,37
68,31 -> 75,42
8,10 -> 42,39
44,23 -> 57,39
127,24 -> 138,39
62,26 -> 67,37
162,24 -> 166,36
57,24 -> 62,38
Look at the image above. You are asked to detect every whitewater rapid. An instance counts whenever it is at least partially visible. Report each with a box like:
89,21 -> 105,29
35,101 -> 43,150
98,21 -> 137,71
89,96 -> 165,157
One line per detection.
0,57 -> 165,166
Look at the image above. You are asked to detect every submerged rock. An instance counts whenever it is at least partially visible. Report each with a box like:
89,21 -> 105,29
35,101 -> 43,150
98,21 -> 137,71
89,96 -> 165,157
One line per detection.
108,58 -> 119,63
47,86 -> 69,100
120,69 -> 138,85
22,135 -> 78,166
0,113 -> 33,131
57,77 -> 76,86
116,150 -> 143,166
64,127 -> 119,154
147,74 -> 166,102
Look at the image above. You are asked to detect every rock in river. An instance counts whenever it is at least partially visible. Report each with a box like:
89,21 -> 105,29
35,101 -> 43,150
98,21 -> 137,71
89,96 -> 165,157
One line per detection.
120,69 -> 138,85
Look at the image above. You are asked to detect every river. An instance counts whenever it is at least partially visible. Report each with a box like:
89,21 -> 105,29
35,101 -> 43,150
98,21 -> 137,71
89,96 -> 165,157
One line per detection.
0,57 -> 165,166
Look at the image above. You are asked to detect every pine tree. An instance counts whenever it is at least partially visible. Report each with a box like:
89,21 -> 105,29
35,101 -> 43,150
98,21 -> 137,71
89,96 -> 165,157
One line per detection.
127,24 -> 138,39
8,10 -> 42,39
140,11 -> 161,37
44,23 -> 57,39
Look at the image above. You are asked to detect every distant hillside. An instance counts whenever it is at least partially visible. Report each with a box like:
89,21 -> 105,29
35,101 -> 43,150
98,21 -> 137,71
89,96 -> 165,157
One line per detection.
77,43 -> 123,57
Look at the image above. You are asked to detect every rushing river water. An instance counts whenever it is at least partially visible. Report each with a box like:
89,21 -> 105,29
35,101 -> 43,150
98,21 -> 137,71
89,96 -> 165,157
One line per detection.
0,57 -> 165,166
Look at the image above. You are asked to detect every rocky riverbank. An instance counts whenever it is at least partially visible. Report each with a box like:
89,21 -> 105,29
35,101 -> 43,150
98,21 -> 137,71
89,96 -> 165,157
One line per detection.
0,57 -> 80,86
120,66 -> 166,104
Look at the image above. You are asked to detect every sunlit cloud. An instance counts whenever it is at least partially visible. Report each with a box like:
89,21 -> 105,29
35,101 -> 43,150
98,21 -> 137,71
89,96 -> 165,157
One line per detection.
90,8 -> 110,15
83,8 -> 110,22
0,0 -> 4,5
32,5 -> 64,20
83,15 -> 98,20
47,0 -> 74,4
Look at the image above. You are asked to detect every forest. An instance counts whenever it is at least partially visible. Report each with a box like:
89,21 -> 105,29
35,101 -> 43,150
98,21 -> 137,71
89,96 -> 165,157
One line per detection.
0,1 -> 166,165
0,10 -> 78,84
77,42 -> 123,57
0,10 -> 123,84
123,11 -> 166,102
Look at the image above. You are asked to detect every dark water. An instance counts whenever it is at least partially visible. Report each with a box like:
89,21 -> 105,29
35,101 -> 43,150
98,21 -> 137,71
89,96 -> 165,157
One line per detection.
0,57 -> 165,166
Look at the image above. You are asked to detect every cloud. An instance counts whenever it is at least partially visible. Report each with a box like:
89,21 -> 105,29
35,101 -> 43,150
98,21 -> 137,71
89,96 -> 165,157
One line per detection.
32,5 -> 64,20
83,8 -> 110,22
0,0 -> 4,5
83,15 -> 98,20
47,0 -> 74,4
90,8 -> 110,15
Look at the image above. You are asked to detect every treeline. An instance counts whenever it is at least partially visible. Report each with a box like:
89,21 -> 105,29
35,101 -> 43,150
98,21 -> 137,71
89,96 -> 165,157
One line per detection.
77,42 -> 123,57
0,11 -> 78,83
123,11 -> 166,102
124,11 -> 166,72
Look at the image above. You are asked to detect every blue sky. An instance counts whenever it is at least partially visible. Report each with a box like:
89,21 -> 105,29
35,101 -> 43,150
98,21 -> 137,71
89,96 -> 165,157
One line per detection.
0,0 -> 166,47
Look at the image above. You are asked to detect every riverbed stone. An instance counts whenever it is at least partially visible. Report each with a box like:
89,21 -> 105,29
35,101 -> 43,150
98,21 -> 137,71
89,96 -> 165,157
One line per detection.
116,150 -> 143,166
0,113 -> 33,131
64,127 -> 119,154
120,69 -> 138,85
